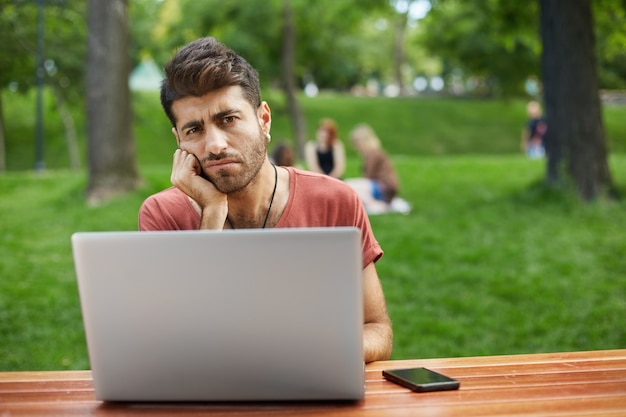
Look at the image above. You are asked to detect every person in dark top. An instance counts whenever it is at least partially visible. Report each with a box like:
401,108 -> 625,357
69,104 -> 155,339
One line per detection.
304,118 -> 346,179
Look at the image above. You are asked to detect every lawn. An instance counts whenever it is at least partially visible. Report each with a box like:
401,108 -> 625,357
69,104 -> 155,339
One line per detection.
1,91 -> 625,370
1,154 -> 625,370
376,154 -> 626,359
4,89 -> 626,170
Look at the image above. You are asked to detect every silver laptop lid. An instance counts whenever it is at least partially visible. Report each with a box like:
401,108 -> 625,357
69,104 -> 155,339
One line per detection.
72,228 -> 364,401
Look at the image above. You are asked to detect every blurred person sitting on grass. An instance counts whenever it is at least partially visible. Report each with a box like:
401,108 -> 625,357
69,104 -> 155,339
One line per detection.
271,142 -> 295,167
345,123 -> 410,215
304,118 -> 346,179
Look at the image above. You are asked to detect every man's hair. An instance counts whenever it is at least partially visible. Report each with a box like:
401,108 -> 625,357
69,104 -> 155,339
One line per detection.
160,37 -> 261,127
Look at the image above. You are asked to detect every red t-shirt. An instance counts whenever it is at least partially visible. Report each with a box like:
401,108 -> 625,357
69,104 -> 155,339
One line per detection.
139,167 -> 383,268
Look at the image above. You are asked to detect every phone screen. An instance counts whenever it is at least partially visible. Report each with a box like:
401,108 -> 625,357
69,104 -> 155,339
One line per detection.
382,367 -> 460,393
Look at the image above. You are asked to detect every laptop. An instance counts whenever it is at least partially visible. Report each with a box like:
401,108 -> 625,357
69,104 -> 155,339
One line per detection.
71,227 -> 364,402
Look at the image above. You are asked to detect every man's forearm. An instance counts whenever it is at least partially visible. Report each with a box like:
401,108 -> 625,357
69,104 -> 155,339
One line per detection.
363,321 -> 393,363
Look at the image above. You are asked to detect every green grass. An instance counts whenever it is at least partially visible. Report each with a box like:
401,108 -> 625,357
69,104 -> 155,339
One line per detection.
1,155 -> 625,370
374,155 -> 626,358
1,90 -> 625,370
4,89 -> 626,171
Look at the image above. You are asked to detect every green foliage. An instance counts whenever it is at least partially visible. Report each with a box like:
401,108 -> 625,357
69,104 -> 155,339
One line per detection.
419,0 -> 626,94
594,0 -> 626,89
1,155 -> 625,369
3,0 -> 624,102
291,0 -> 392,89
417,0 -> 541,96
146,0 -> 390,89
128,0 -> 166,67
0,1 -> 87,97
0,1 -> 36,90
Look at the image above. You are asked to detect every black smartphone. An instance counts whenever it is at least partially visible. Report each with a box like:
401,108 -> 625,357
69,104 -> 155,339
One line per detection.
382,367 -> 460,393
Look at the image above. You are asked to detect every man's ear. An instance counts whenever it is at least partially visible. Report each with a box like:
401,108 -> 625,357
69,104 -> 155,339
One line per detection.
172,127 -> 181,148
258,101 -> 271,135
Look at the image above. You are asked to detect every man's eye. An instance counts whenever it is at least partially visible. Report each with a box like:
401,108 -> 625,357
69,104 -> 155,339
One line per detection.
180,128 -> 201,142
222,116 -> 236,126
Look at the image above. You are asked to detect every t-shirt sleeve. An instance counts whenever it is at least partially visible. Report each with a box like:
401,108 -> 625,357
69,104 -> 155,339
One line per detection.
138,187 -> 200,231
352,188 -> 384,268
280,168 -> 383,269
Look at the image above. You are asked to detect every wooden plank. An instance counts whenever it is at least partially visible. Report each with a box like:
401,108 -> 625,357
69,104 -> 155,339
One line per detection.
0,370 -> 92,382
0,351 -> 624,416
368,362 -> 626,384
365,369 -> 626,393
2,379 -> 624,413
0,379 -> 94,394
364,381 -> 626,403
360,396 -> 626,417
1,396 -> 625,417
366,349 -> 626,371
427,359 -> 626,377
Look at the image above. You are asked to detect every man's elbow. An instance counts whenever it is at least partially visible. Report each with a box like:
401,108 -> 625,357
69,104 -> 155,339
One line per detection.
364,321 -> 393,363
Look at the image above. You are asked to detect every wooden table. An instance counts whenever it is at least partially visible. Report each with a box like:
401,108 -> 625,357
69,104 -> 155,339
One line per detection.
1,349 -> 625,416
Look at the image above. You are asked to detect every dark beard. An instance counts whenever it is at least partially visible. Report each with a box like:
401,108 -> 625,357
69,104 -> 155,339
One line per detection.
201,131 -> 266,194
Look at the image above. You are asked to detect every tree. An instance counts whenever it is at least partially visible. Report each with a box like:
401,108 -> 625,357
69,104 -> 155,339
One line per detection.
418,0 -> 618,199
0,0 -> 86,171
593,0 -> 626,89
85,0 -> 140,204
280,0 -> 306,158
389,0 -> 425,95
44,3 -> 87,171
418,0 -> 626,96
0,95 -> 5,172
540,0 -> 614,200
0,0 -> 35,172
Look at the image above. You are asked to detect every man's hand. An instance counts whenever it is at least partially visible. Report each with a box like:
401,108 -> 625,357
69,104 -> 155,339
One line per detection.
170,149 -> 228,229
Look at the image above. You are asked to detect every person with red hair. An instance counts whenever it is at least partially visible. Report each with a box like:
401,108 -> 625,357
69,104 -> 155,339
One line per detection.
304,118 -> 346,179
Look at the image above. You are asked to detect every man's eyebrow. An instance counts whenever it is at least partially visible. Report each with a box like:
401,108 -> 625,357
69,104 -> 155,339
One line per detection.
181,119 -> 203,131
212,108 -> 241,121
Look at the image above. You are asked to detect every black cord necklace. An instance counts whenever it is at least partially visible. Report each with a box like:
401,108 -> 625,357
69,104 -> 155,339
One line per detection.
226,163 -> 278,229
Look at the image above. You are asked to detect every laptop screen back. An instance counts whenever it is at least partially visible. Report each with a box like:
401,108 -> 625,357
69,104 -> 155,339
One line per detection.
72,228 -> 364,401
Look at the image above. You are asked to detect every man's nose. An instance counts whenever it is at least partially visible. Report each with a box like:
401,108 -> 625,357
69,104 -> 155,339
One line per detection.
203,128 -> 228,155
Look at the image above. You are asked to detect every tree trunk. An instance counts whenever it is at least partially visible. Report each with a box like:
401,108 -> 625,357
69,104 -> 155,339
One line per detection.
0,93 -> 6,172
393,11 -> 408,95
86,0 -> 140,205
51,85 -> 81,171
281,0 -> 306,160
539,0 -> 613,200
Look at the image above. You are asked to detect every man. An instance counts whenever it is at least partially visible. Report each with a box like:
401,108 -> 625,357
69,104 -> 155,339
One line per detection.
139,37 -> 392,363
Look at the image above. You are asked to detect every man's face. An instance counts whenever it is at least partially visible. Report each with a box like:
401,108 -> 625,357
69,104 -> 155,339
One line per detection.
171,86 -> 270,194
